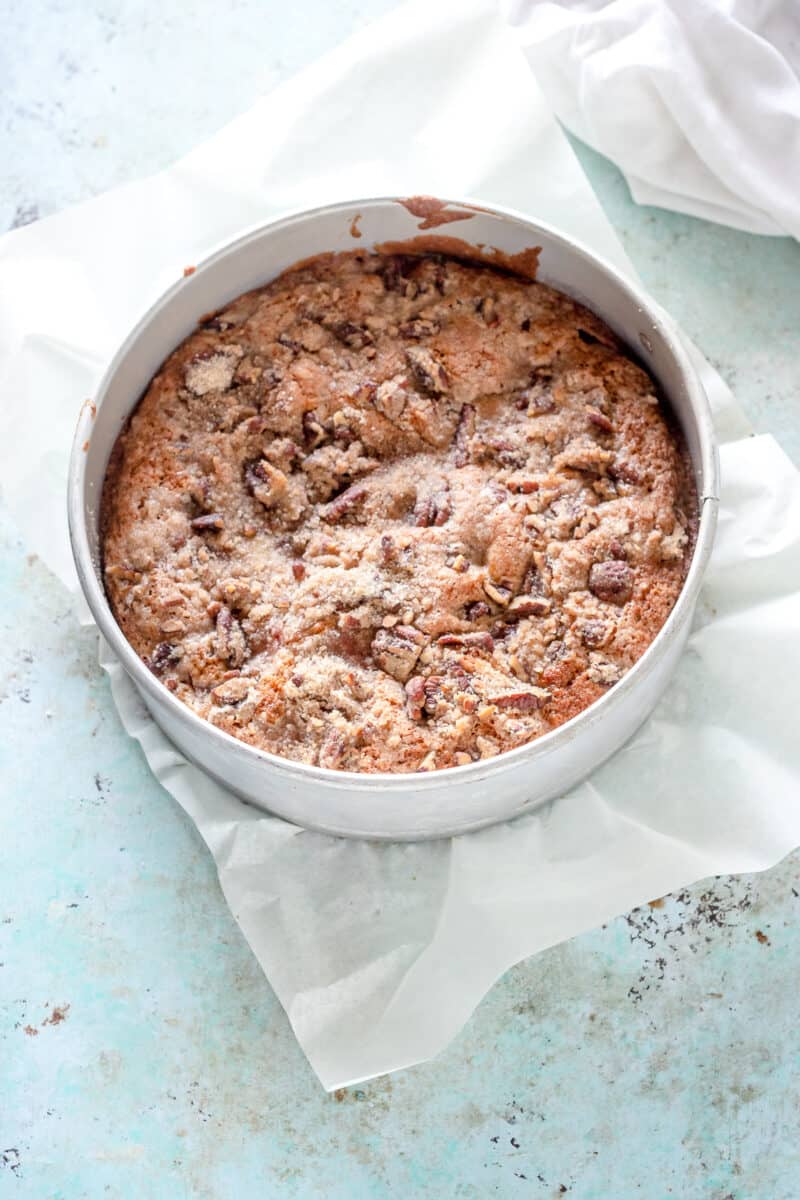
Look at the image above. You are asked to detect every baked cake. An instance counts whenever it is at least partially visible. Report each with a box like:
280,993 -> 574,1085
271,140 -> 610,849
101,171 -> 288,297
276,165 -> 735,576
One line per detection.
102,250 -> 695,773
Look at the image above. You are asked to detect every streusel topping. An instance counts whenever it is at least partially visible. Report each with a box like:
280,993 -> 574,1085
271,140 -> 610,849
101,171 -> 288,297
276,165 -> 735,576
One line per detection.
102,251 -> 695,772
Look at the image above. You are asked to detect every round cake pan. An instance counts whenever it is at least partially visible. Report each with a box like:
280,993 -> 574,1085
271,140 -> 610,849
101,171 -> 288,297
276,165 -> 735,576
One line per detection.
68,197 -> 719,841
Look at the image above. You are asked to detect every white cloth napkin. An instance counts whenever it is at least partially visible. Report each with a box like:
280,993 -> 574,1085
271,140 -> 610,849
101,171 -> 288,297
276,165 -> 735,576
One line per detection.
503,0 -> 800,237
1,0 -> 799,1091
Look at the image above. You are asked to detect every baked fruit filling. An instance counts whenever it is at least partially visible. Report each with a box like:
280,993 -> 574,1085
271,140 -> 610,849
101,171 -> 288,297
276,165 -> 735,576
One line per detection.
102,250 -> 695,773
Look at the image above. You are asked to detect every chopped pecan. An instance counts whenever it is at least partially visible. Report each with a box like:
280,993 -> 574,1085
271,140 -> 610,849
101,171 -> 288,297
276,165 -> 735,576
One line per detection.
190,512 -> 225,532
277,332 -> 302,352
372,625 -> 426,682
423,675 -> 446,716
465,600 -> 491,621
331,410 -> 356,445
233,356 -> 265,387
586,407 -> 613,433
453,403 -> 476,467
211,677 -> 250,705
523,564 -> 545,595
507,596 -> 552,619
556,436 -> 614,475
405,346 -> 449,395
609,459 -> 642,486
321,483 -> 368,524
398,317 -> 441,339
215,606 -> 247,667
302,411 -> 328,449
580,619 -> 609,649
262,365 -> 283,390
331,321 -> 374,350
374,377 -> 408,422
405,675 -> 426,720
587,657 -> 623,687
291,561 -> 306,581
588,560 -> 634,605
382,254 -> 418,294
148,641 -> 181,675
201,314 -> 235,332
608,538 -> 627,560
379,534 -> 396,566
507,478 -> 540,494
437,632 -> 494,652
490,688 -> 550,711
520,383 -> 555,414
244,459 -> 288,507
414,483 -> 451,527
483,579 -> 513,607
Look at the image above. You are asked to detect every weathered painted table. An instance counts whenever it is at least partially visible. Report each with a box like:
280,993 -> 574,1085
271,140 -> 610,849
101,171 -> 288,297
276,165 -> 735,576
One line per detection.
2,3 -> 799,1196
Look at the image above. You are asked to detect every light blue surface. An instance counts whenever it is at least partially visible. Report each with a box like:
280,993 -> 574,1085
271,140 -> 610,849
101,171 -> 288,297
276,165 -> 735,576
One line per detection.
2,4 -> 800,1197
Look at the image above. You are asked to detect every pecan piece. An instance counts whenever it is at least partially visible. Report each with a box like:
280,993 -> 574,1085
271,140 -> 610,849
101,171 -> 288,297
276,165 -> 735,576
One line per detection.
244,459 -> 288,507
148,641 -> 181,675
405,675 -> 426,720
609,459 -> 642,486
233,356 -> 265,387
483,579 -> 513,607
490,688 -> 550,711
437,632 -> 494,652
190,512 -> 225,532
580,619 -> 610,649
382,254 -> 418,294
414,484 -> 451,527
555,436 -> 614,475
507,596 -> 552,619
423,675 -> 446,716
405,346 -> 449,395
587,657 -> 623,687
215,606 -> 247,667
291,561 -> 306,581
374,377 -> 408,422
465,600 -> 491,621
586,407 -> 613,433
321,483 -> 368,524
519,383 -> 555,415
302,411 -> 328,449
201,314 -> 235,332
331,321 -> 374,350
372,625 -> 426,683
398,317 -> 441,339
453,403 -> 476,467
588,560 -> 634,605
507,478 -> 540,494
379,534 -> 396,566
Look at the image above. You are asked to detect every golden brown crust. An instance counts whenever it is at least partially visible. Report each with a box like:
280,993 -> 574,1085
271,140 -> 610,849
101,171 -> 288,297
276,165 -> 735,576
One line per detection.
102,251 -> 695,773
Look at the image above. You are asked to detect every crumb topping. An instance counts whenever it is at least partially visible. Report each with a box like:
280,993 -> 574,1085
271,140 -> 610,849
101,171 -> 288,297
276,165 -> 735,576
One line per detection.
102,251 -> 695,773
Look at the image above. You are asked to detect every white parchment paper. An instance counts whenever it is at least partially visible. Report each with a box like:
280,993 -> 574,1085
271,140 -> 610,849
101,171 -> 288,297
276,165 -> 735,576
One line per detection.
1,0 -> 799,1090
